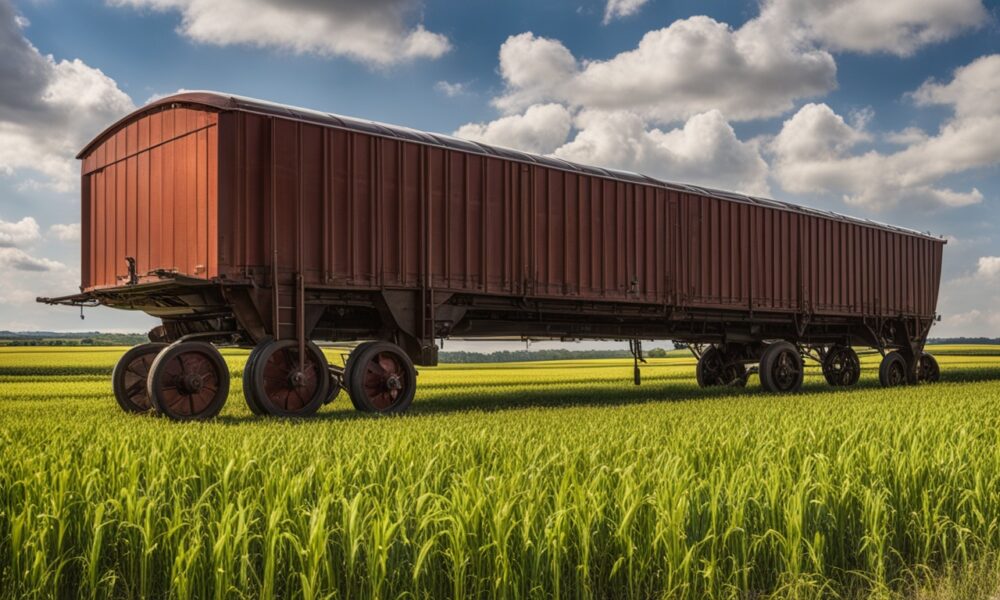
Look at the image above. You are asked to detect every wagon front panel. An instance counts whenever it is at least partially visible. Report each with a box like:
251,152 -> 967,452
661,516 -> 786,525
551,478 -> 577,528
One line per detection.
81,105 -> 219,291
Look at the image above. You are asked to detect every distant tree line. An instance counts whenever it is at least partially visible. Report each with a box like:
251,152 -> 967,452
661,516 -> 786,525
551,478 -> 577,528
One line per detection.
0,332 -> 148,346
927,337 -> 1000,345
438,347 -> 676,363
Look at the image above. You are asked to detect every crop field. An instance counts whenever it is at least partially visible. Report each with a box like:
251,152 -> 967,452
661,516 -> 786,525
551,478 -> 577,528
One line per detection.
3,345 -> 1000,599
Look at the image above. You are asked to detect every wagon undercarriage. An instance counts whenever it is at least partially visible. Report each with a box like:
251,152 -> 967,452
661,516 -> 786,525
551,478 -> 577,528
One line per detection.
41,277 -> 940,420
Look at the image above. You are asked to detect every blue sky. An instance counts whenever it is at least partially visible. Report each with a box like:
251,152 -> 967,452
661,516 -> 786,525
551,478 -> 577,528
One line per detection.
0,0 -> 999,340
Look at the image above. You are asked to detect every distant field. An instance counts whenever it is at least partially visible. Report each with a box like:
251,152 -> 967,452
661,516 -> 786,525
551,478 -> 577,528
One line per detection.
3,345 -> 1000,598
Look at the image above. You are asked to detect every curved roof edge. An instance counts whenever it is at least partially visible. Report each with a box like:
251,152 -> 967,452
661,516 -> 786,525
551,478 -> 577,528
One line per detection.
78,91 -> 945,243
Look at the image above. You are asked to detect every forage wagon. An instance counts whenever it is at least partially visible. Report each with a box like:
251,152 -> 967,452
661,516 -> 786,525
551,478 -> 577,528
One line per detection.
39,92 -> 946,420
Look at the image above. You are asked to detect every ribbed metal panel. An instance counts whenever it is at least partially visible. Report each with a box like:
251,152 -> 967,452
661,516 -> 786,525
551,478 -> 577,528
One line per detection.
79,94 -> 945,322
81,106 -> 218,290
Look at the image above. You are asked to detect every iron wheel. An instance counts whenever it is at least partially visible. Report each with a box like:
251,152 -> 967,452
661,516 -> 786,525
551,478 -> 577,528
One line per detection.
917,352 -> 940,384
241,337 -> 273,415
112,342 -> 167,413
148,341 -> 230,421
249,339 -> 330,417
696,346 -> 748,388
347,341 -> 416,414
822,345 -> 861,387
878,351 -> 909,388
760,341 -> 804,393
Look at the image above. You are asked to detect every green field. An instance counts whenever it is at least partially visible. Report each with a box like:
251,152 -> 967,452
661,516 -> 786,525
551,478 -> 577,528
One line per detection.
3,345 -> 1000,599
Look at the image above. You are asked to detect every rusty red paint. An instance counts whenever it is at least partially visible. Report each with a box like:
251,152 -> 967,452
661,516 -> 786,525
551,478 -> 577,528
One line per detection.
81,105 -> 219,289
77,92 -> 944,323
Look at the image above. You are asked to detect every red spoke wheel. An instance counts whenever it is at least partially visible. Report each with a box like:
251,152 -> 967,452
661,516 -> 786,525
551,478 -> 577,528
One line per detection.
879,351 -> 909,388
917,352 -> 940,383
759,341 -> 804,393
147,341 -> 230,421
347,342 -> 416,414
241,337 -> 273,416
822,345 -> 861,387
249,340 -> 330,417
696,346 -> 747,388
112,342 -> 167,413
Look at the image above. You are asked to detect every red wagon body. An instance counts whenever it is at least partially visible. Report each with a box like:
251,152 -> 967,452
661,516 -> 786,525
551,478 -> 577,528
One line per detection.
44,92 -> 946,419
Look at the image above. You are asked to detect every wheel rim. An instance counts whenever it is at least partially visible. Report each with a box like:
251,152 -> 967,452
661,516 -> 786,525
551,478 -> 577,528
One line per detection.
772,351 -> 801,391
122,352 -> 157,410
155,351 -> 221,417
826,349 -> 859,385
261,346 -> 321,412
918,355 -> 939,383
700,349 -> 745,386
888,360 -> 906,386
363,351 -> 409,411
702,351 -> 723,384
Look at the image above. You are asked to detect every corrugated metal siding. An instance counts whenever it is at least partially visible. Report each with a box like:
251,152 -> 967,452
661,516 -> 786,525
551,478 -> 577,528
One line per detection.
80,106 -> 218,290
665,196 -> 944,319
215,109 -> 943,319
74,104 -> 941,321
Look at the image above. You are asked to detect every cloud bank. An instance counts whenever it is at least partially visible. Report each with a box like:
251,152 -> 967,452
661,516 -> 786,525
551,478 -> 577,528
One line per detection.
772,55 -> 1000,210
0,0 -> 134,192
109,0 -> 450,66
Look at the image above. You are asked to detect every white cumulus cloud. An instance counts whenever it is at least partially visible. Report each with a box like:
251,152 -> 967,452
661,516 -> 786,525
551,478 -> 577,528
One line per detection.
434,81 -> 468,98
492,21 -> 836,123
459,8 -> 822,197
911,53 -> 1000,119
455,104 -> 573,155
469,0 -> 988,199
555,109 -> 770,195
108,0 -> 450,67
0,0 -> 134,192
0,247 -> 64,272
771,103 -> 870,161
976,256 -> 1000,280
772,55 -> 1000,211
48,223 -> 81,242
0,216 -> 40,247
760,0 -> 989,57
603,0 -> 650,23
941,309 -> 1000,335
884,127 -> 930,146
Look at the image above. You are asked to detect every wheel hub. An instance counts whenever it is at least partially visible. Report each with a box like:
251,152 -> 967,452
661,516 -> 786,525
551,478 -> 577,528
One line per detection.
289,370 -> 308,388
775,354 -> 795,387
181,373 -> 204,393
385,374 -> 402,391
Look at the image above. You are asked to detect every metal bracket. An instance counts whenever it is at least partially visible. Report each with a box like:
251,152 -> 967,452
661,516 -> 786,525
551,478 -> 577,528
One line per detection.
125,257 -> 139,286
629,338 -> 647,385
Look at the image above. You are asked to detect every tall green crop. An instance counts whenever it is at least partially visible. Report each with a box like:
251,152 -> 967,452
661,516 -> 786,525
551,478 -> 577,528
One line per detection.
2,346 -> 1000,598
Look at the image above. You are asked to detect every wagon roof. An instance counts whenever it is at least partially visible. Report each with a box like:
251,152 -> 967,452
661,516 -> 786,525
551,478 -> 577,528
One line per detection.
79,91 -> 945,243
